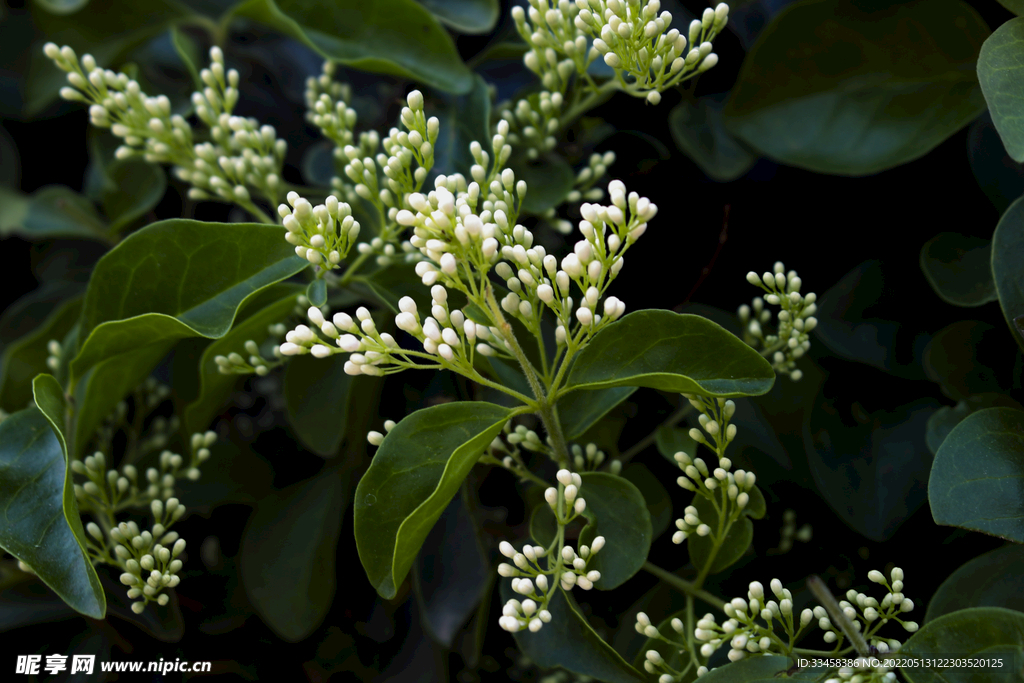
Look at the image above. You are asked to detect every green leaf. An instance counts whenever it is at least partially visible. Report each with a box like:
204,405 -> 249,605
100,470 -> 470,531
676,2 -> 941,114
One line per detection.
979,18 -> 1024,163
722,0 -> 990,175
998,0 -> 1024,15
183,284 -> 301,436
655,425 -> 697,466
923,321 -> 1010,400
687,484 -> 765,575
0,186 -> 108,241
901,607 -> 1024,682
621,464 -> 672,540
926,544 -> 1024,622
284,354 -> 355,457
697,656 -> 794,682
0,401 -> 104,618
513,153 -> 575,214
306,278 -> 327,308
631,608 -> 696,682
577,472 -> 652,589
992,195 -> 1024,350
669,94 -> 756,182
354,402 -> 514,599
501,584 -> 646,683
919,232 -> 997,307
929,406 -> 1024,542
416,0 -> 498,34
566,311 -> 775,398
0,295 -> 82,413
431,74 -> 493,177
558,386 -> 637,441
169,25 -> 202,91
69,220 -> 305,455
925,393 -> 1024,455
240,466 -> 348,642
100,160 -> 166,234
230,0 -> 473,94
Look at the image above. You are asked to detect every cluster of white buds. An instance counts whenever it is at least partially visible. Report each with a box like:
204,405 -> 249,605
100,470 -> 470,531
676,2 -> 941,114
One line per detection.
512,1 -> 595,94
45,339 -> 62,372
566,151 -> 616,205
570,441 -> 608,471
864,567 -> 917,634
544,469 -> 588,522
278,191 -> 361,268
741,262 -> 817,381
575,0 -> 729,102
498,91 -> 564,159
366,419 -> 397,446
108,515 -> 186,614
305,61 -> 357,151
136,414 -> 179,455
772,509 -> 812,554
685,395 -> 739,455
356,236 -> 420,267
279,305 -> 391,376
340,90 -> 438,227
215,335 -> 284,377
635,612 -> 688,680
824,663 -> 897,683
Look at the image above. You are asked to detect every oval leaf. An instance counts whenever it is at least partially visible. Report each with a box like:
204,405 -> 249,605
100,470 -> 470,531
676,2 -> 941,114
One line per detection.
722,0 -> 990,175
929,406 -> 1024,542
655,425 -> 698,466
992,195 -> 1024,350
0,185 -> 108,241
101,159 -> 166,234
416,0 -> 498,34
631,608 -> 695,682
241,466 -> 348,642
0,403 -> 104,618
284,354 -> 355,457
919,232 -> 997,307
901,607 -> 1024,682
577,472 -> 652,589
925,394 -> 1024,456
687,485 -> 765,575
926,544 -> 1024,622
354,402 -> 515,599
230,0 -> 473,94
559,386 -> 637,441
566,311 -> 775,397
669,94 -> 756,182
978,18 -> 1024,163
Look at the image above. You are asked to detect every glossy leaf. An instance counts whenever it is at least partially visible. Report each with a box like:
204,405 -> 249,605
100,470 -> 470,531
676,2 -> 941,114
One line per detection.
926,545 -> 1024,622
183,284 -> 301,436
416,0 -> 498,34
284,354 -> 354,457
698,656 -> 793,682
722,0 -> 989,175
0,404 -> 104,618
992,195 -> 1024,350
631,608 -> 695,682
306,278 -> 327,308
901,607 -> 1024,682
997,0 -> 1024,15
978,18 -> 1024,163
240,466 -> 348,642
577,472 -> 652,589
354,402 -> 514,599
669,94 -> 756,182
655,425 -> 697,466
925,394 -> 1023,455
0,296 -> 82,413
919,232 -> 997,307
230,0 -> 473,94
566,311 -> 775,398
558,386 -> 637,441
621,464 -> 672,540
687,484 -> 765,575
513,153 -> 575,214
929,407 -> 1024,542
0,185 -> 108,241
502,583 -> 646,683
101,160 -> 166,234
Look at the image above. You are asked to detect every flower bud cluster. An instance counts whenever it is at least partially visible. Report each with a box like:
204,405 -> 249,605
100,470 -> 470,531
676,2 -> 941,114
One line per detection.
277,191 -> 361,267
741,262 -> 817,381
498,91 -> 564,160
772,509 -> 812,554
215,326 -> 288,377
305,61 -> 357,152
543,468 -> 590,524
366,419 -> 397,446
574,1 -> 729,100
635,611 -> 688,680
357,236 -> 420,268
45,339 -> 62,373
824,661 -> 897,683
511,1 -> 596,94
280,305 -> 392,376
565,151 -> 617,205
570,441 -> 608,471
110,515 -> 187,614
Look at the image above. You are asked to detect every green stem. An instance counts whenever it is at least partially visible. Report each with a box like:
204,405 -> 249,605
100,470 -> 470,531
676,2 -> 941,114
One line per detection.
642,561 -> 726,612
339,251 -> 373,287
559,79 -> 621,132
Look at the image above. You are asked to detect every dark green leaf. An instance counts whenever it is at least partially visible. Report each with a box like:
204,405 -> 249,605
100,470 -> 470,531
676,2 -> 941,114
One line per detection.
529,502 -> 559,547
0,295 -> 82,413
992,195 -> 1024,350
621,464 -> 672,540
929,407 -> 1024,542
900,607 -> 1024,682
354,402 -> 514,599
926,545 -> 1024,622
577,472 -> 652,589
566,311 -> 775,398
356,264 -> 432,315
431,74 -> 493,177
183,284 -> 301,436
101,160 -> 166,234
669,94 -> 756,182
241,466 -> 348,642
687,485 -> 764,575
923,321 -> 1010,400
0,404 -> 104,618
284,354 -> 355,457
0,186 -> 108,241
925,393 -> 1024,455
919,232 -> 997,307
513,153 -> 575,214
978,18 -> 1024,163
559,386 -> 637,441
169,25 -> 202,91
416,0 -> 498,34
967,111 -> 1024,213
722,0 -> 989,175
230,0 -> 473,94
997,0 -> 1024,16
306,278 -> 327,308
655,425 -> 697,466
698,655 -> 793,682
631,608 -> 696,682
501,583 -> 646,683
